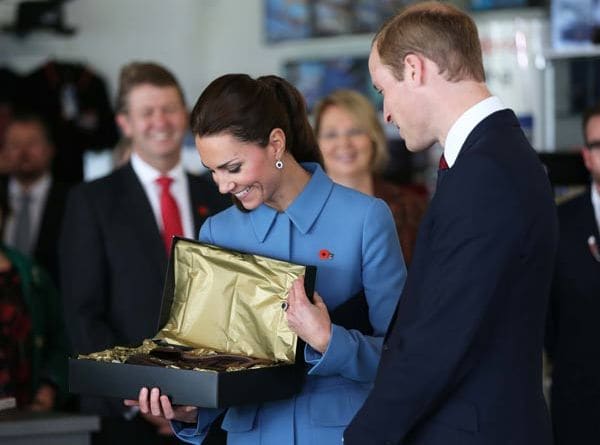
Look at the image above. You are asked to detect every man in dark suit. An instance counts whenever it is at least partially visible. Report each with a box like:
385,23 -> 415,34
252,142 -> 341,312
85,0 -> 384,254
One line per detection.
545,104 -> 600,444
59,62 -> 228,444
345,3 -> 557,444
1,112 -> 71,284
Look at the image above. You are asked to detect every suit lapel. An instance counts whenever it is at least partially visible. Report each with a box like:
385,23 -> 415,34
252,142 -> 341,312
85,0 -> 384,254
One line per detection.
187,174 -> 203,235
580,189 -> 600,264
454,109 -> 518,162
187,173 -> 226,235
434,110 -> 518,191
583,188 -> 600,241
436,169 -> 449,189
0,176 -> 9,240
117,164 -> 167,274
34,180 -> 69,255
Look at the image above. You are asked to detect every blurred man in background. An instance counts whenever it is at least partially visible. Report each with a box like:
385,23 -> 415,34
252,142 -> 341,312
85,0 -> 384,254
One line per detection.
546,103 -> 600,445
1,112 -> 71,285
59,61 -> 228,445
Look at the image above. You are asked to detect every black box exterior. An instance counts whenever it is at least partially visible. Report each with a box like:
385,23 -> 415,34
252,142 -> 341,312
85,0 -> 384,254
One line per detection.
68,358 -> 303,408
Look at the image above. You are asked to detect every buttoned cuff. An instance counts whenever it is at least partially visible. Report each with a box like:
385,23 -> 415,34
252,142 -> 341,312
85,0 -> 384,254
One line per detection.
172,408 -> 223,442
305,323 -> 350,375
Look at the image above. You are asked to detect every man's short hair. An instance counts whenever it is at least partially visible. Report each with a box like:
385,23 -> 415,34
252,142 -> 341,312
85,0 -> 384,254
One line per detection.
374,1 -> 485,83
115,62 -> 185,113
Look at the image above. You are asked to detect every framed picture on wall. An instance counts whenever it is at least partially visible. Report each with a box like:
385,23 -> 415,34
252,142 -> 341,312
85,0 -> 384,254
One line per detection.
283,55 -> 381,111
265,0 -> 311,42
313,0 -> 353,36
551,0 -> 600,48
265,0 -> 412,43
469,0 -> 529,11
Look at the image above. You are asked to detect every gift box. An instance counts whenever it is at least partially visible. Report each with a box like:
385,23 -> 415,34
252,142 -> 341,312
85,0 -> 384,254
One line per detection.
69,238 -> 316,408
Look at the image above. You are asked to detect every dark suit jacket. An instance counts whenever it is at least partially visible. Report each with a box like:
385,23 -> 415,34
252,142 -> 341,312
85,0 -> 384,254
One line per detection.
59,162 -> 229,415
545,188 -> 600,445
345,110 -> 558,445
0,176 -> 72,285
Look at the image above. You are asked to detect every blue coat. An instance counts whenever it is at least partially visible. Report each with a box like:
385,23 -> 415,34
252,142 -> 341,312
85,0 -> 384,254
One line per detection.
174,163 -> 407,445
345,110 -> 558,445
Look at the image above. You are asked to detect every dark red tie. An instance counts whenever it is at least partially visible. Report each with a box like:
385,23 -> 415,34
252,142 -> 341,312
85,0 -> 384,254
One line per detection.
439,153 -> 449,170
156,176 -> 183,253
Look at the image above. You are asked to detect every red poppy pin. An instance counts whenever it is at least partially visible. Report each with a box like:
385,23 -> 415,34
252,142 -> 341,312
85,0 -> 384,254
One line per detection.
197,205 -> 210,217
319,249 -> 334,260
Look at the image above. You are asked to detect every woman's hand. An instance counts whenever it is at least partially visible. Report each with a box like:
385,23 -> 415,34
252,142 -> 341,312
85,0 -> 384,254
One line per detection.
139,411 -> 175,436
124,387 -> 198,424
285,276 -> 332,354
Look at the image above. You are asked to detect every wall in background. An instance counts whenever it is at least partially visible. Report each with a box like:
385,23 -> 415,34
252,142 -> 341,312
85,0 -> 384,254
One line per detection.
0,0 -> 373,108
1,0 -> 589,152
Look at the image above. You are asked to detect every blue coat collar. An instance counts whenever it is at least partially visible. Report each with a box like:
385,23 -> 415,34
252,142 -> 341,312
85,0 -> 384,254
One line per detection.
249,163 -> 332,243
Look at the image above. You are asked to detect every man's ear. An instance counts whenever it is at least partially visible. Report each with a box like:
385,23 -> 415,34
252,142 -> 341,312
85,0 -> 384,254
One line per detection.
404,53 -> 424,85
582,147 -> 593,172
268,128 -> 287,159
116,113 -> 132,137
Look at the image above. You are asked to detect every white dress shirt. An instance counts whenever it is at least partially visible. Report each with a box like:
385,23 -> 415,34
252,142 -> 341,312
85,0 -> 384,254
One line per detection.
130,153 -> 194,239
3,173 -> 52,254
443,96 -> 506,168
591,183 -> 600,235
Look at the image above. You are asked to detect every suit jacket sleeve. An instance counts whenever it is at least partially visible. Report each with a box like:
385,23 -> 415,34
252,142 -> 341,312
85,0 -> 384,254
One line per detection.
304,199 -> 407,383
544,196 -> 580,362
346,155 -> 524,443
31,262 -> 70,401
59,185 -> 115,354
544,264 -> 560,361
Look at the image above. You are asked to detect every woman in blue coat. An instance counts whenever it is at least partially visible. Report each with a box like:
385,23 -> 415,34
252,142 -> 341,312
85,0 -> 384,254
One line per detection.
128,74 -> 406,445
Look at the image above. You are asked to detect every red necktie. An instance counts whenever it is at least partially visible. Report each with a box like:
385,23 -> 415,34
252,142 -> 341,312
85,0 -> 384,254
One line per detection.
439,153 -> 449,170
156,176 -> 183,253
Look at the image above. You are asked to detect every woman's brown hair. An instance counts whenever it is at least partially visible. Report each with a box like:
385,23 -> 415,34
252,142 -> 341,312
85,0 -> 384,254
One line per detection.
191,74 -> 322,166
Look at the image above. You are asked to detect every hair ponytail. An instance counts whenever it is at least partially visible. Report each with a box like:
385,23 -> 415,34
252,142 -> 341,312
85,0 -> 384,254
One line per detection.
256,75 -> 322,165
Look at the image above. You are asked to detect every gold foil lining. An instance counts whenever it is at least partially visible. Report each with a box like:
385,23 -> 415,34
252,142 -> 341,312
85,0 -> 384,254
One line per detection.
155,241 -> 306,363
78,340 -> 277,372
79,339 -> 158,363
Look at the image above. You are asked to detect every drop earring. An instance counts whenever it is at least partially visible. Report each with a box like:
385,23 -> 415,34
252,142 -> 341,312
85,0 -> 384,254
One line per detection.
275,159 -> 284,170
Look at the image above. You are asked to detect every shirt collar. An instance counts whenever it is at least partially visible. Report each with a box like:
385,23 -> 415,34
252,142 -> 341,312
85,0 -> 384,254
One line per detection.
443,96 -> 506,168
8,173 -> 52,201
130,152 -> 185,184
249,163 -> 333,243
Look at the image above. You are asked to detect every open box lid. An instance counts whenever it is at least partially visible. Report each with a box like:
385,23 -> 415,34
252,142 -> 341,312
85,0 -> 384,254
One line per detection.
156,238 -> 316,364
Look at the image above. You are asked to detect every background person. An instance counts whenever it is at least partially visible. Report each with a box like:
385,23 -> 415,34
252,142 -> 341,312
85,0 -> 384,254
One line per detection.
0,234 -> 68,411
545,103 -> 600,445
313,89 -> 428,264
0,112 -> 72,286
59,61 -> 229,444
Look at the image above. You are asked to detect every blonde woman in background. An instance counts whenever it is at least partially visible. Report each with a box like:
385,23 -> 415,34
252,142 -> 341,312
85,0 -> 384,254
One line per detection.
313,89 -> 428,265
